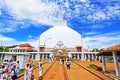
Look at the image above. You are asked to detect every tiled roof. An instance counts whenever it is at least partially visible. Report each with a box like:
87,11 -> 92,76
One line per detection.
27,47 -> 35,51
97,43 -> 120,56
103,43 -> 120,51
19,43 -> 33,48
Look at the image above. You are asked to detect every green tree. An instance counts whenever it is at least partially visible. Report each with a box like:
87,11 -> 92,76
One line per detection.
0,45 -> 17,52
92,48 -> 99,52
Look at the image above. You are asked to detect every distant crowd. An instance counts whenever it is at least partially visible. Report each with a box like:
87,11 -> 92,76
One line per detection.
0,57 -> 71,80
0,59 -> 20,80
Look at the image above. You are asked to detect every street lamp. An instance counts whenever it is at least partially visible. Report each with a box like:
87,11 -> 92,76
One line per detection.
81,31 -> 84,52
44,38 -> 51,51
81,31 -> 85,61
2,46 -> 6,52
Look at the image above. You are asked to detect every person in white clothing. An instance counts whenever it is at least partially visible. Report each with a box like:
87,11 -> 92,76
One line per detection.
66,58 -> 71,69
38,63 -> 43,77
24,64 -> 29,80
27,65 -> 33,80
8,60 -> 12,73
10,68 -> 15,80
0,66 -> 3,79
2,71 -> 7,80
38,60 -> 42,65
16,61 -> 20,77
38,63 -> 43,80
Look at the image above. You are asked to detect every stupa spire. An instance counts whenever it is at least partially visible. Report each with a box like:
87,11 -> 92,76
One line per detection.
54,6 -> 66,26
58,6 -> 63,20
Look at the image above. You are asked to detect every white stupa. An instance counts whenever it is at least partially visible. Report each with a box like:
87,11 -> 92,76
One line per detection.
38,7 -> 82,49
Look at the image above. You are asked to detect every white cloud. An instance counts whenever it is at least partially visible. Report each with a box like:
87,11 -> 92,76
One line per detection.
0,0 -> 119,26
0,34 -> 14,41
0,0 -> 4,15
28,35 -> 32,38
5,0 -> 58,25
87,11 -> 107,20
90,25 -> 105,29
83,32 -> 120,49
83,31 -> 101,35
0,34 -> 15,46
0,26 -> 17,32
0,11 -> 1,15
80,0 -> 88,2
0,34 -> 38,48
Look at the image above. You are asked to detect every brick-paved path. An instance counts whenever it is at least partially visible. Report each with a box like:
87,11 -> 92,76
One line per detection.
18,60 -> 112,80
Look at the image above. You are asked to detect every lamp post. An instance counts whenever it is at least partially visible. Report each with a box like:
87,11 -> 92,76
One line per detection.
2,46 -> 6,52
81,31 -> 85,61
44,38 -> 51,52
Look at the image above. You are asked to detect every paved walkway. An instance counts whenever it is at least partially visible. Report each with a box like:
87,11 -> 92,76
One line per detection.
18,60 -> 112,80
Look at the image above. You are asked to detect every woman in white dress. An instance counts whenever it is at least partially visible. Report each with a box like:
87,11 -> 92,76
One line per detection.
27,65 -> 33,80
24,64 -> 29,80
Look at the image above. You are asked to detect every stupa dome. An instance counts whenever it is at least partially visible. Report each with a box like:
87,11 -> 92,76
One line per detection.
38,7 -> 82,48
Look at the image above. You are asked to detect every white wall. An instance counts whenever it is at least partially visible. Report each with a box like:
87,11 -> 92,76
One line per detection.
4,55 -> 12,60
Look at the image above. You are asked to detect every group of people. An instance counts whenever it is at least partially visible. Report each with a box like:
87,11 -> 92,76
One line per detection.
24,60 -> 43,80
0,57 -> 70,80
24,64 -> 34,80
60,58 -> 71,69
0,59 -> 20,80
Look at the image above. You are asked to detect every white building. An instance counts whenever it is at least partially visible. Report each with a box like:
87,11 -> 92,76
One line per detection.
38,6 -> 97,61
38,6 -> 82,53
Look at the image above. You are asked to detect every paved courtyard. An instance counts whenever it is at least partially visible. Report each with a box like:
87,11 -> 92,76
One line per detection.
18,60 -> 114,80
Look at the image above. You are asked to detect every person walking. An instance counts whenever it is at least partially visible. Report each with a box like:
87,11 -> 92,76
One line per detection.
38,63 -> 43,80
27,65 -> 33,80
24,64 -> 29,80
66,58 -> 71,69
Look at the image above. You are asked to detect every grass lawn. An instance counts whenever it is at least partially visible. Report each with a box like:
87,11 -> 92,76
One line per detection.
86,65 -> 96,70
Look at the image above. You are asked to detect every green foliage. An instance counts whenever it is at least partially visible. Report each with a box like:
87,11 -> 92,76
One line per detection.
32,61 -> 38,68
106,56 -> 113,62
19,69 -> 24,75
92,48 -> 99,52
87,65 -> 96,70
0,45 -> 17,52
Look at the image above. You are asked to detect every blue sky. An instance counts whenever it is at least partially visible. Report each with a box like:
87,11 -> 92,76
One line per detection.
0,0 -> 120,49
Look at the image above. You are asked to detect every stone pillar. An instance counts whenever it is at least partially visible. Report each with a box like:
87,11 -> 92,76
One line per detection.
45,54 -> 48,59
99,56 -> 101,61
73,54 -> 75,59
102,56 -> 106,72
81,52 -> 84,61
72,54 -> 74,59
112,51 -> 120,76
42,54 -> 44,59
78,54 -> 80,60
35,53 -> 40,60
88,54 -> 90,59
92,54 -> 94,60
95,55 -> 98,60
32,54 -> 35,59
84,54 -> 87,60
